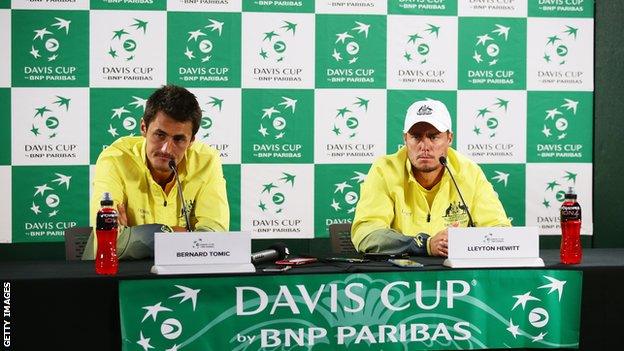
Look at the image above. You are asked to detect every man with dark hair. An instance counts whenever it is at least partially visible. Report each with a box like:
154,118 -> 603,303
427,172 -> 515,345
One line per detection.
84,85 -> 229,259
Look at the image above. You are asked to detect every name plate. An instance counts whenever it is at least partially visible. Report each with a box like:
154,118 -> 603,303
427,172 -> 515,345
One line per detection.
150,232 -> 256,275
443,227 -> 544,268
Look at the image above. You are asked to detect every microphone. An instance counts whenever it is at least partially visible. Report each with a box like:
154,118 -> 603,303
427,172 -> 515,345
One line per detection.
439,156 -> 475,227
251,243 -> 289,265
169,159 -> 192,232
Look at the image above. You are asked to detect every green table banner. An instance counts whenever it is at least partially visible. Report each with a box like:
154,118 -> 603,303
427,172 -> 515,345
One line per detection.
119,270 -> 582,350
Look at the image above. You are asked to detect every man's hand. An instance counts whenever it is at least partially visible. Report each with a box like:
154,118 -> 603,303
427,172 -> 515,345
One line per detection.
429,228 -> 448,257
116,203 -> 128,227
171,226 -> 189,232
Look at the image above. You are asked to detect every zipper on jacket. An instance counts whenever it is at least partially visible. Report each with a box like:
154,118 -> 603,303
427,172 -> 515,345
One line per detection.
163,200 -> 167,207
426,213 -> 431,222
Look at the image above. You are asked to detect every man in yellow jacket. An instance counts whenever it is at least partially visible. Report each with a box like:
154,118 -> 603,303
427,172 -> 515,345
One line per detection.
84,85 -> 229,258
352,99 -> 510,257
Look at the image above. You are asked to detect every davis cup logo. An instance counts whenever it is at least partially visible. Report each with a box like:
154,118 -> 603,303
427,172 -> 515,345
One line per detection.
259,21 -> 297,63
330,171 -> 366,215
258,172 -> 296,214
472,24 -> 510,66
542,171 -> 577,209
543,26 -> 578,66
30,173 -> 72,218
30,96 -> 70,139
106,96 -> 146,138
332,21 -> 370,65
403,24 -> 440,65
541,98 -> 578,140
199,96 -> 223,139
506,276 -> 567,343
29,17 -> 71,61
184,19 -> 224,62
258,96 -> 297,139
108,18 -> 148,61
472,98 -> 510,139
332,97 -> 369,139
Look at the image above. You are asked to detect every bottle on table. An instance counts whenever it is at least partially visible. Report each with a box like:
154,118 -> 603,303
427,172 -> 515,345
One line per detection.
95,192 -> 119,275
560,187 -> 582,264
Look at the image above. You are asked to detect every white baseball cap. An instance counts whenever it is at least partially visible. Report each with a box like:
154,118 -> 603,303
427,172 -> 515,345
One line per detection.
403,99 -> 452,133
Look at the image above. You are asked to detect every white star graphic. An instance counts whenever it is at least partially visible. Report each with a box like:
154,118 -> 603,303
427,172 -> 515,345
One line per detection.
29,46 -> 40,58
48,210 -> 58,217
205,19 -> 224,36
52,17 -> 71,35
187,29 -> 206,42
279,97 -> 297,113
111,106 -> 129,119
330,199 -> 341,211
201,55 -> 211,62
107,124 -> 118,137
352,21 -> 370,37
30,202 -> 41,215
258,124 -> 268,137
506,318 -> 521,338
136,331 -> 154,351
561,99 -> 579,114
532,332 -> 547,342
334,181 -> 352,194
348,207 -> 356,214
545,108 -> 562,120
541,125 -> 552,137
351,171 -> 366,183
129,96 -> 147,110
52,173 -> 71,189
166,345 -> 179,351
349,57 -> 358,64
512,291 -> 541,310
492,171 -> 509,187
169,285 -> 200,311
488,59 -> 498,66
48,54 -> 58,62
472,51 -> 483,63
184,47 -> 195,60
33,28 -> 52,40
557,133 -> 567,140
141,302 -> 172,322
335,32 -> 353,44
332,48 -> 342,61
275,132 -> 285,139
34,184 -> 53,197
538,275 -> 566,301
262,106 -> 279,119
476,33 -> 493,46
493,24 -> 510,40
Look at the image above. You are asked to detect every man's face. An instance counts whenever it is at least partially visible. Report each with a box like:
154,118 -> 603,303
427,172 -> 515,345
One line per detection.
404,122 -> 453,174
141,111 -> 194,175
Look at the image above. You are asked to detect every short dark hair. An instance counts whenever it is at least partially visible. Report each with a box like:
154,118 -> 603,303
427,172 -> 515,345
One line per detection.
143,85 -> 201,136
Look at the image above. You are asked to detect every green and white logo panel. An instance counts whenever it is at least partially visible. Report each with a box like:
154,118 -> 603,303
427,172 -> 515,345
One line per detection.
527,18 -> 593,91
12,10 -> 89,87
12,88 -> 89,166
223,164 -> 241,232
90,0 -> 166,10
190,88 -> 241,165
314,89 -> 386,164
527,91 -> 592,163
458,17 -> 526,90
480,163 -> 525,226
165,0 -> 241,12
0,89 -> 10,166
241,164 -> 314,239
315,14 -> 386,88
89,88 -> 153,163
458,0 -> 527,17
315,0 -> 387,14
525,163 -> 592,235
242,89 -> 314,164
244,0 -> 314,13
167,12 -> 241,87
387,15 -> 457,90
386,90 -> 457,153
0,167 -> 10,243
90,11 -> 166,87
457,90 -> 526,164
528,0 -> 594,18
388,0 -> 457,16
12,165 -> 89,243
12,0 -> 89,10
0,11 -> 10,87
314,164 -> 369,237
241,12 -> 315,88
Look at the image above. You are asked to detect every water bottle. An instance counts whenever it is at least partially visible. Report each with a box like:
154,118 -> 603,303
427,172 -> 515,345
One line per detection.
560,187 -> 582,264
95,192 -> 119,275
